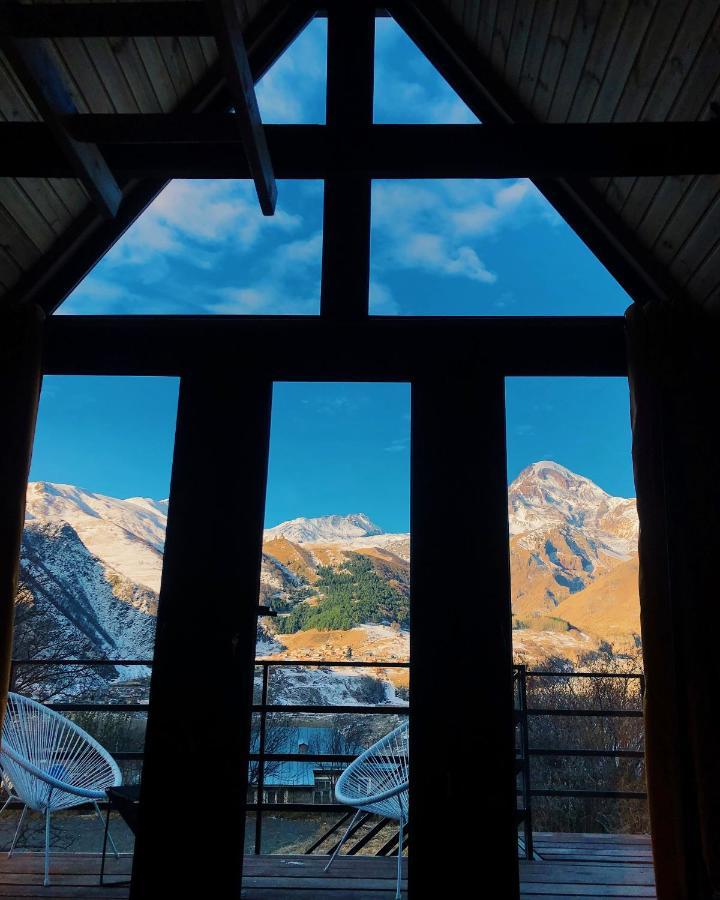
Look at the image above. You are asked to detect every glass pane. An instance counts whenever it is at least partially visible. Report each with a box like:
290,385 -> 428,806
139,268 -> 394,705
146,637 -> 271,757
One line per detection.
370,178 -> 630,316
59,180 -> 323,316
8,375 -> 178,855
374,16 -> 478,123
506,376 -> 646,836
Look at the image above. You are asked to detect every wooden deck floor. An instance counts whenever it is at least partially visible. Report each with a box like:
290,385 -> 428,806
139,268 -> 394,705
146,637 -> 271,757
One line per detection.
0,834 -> 655,898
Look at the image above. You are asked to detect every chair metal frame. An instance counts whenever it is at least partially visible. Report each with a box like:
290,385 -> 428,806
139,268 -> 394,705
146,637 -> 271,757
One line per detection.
325,720 -> 408,900
0,692 -> 122,886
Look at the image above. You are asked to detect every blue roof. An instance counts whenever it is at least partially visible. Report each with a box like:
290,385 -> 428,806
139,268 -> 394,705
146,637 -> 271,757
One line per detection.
256,725 -> 356,788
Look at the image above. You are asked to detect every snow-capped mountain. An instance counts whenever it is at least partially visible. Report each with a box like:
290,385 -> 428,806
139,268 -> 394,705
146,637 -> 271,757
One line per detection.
264,513 -> 384,544
507,462 -> 639,636
509,460 -> 638,556
26,482 -> 167,592
16,462 -> 640,680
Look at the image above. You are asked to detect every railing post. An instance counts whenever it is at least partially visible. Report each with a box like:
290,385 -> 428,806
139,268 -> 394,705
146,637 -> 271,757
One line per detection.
517,664 -> 533,859
254,662 -> 269,855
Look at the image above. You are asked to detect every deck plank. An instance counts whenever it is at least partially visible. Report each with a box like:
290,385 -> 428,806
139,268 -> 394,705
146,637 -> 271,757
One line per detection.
0,834 -> 655,897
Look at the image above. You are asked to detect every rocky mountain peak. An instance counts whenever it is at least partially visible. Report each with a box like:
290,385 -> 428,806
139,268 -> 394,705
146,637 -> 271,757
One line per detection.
264,513 -> 384,544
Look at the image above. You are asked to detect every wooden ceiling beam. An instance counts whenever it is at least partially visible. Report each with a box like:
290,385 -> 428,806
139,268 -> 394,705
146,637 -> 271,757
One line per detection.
0,1 -> 212,37
43,315 -> 628,378
3,121 -> 719,179
0,1 -> 385,37
0,34 -> 122,218
207,0 -> 276,215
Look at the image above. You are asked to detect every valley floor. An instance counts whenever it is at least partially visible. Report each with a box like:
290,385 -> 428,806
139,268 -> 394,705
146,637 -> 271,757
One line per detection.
0,833 -> 654,898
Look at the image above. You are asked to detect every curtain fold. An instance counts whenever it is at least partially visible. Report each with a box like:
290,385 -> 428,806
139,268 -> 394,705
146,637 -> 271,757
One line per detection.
0,304 -> 44,732
626,300 -> 720,900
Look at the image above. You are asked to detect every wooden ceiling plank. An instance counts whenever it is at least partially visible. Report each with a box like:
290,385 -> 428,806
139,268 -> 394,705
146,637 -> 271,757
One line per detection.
504,0 -> 537,90
588,2 -> 658,124
693,240 -> 720,307
178,36 -> 209,84
80,37 -> 141,114
51,38 -> 111,112
47,176 -> 91,215
640,0 -> 720,121
489,0 -> 516,80
0,199 -> 44,267
0,240 -> 23,285
474,0 -> 498,56
156,35 -> 195,102
566,0 -> 628,123
208,0 -> 277,215
15,176 -> 75,233
0,53 -> 40,120
107,35 -> 164,114
664,17 -> 720,122
198,34 -> 219,68
531,0 -> 578,120
515,0 -> 556,112
676,219 -> 720,300
612,0 -> 691,123
0,178 -> 62,249
461,0 -> 480,42
546,0 -> 604,122
660,179 -> 720,277
0,35 -> 121,217
133,37 -> 180,111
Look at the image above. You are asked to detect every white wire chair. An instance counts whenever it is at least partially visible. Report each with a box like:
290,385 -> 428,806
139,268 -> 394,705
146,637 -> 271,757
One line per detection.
0,692 -> 122,886
325,720 -> 408,900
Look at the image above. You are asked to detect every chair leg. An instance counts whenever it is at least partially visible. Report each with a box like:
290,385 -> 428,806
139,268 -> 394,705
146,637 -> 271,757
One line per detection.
323,809 -> 362,873
43,809 -> 51,887
395,814 -> 404,900
93,801 -> 119,859
8,804 -> 27,857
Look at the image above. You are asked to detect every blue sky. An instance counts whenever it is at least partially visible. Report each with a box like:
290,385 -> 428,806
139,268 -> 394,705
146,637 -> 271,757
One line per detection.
29,17 -> 635,531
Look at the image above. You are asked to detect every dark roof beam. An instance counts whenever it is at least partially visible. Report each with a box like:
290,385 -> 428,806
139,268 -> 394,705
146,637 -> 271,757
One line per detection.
207,0 -> 276,215
0,2 -> 386,38
0,33 -> 122,218
3,122 -> 719,179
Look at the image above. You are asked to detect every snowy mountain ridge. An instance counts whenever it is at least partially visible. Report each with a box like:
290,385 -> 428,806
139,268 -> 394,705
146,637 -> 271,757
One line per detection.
264,512 -> 384,544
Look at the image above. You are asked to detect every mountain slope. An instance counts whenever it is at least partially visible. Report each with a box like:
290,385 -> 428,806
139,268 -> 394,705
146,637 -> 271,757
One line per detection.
508,461 -> 638,621
17,464 -> 640,670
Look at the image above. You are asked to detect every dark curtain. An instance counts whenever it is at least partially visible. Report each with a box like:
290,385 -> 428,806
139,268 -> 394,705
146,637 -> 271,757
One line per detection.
0,304 -> 44,731
626,300 -> 720,900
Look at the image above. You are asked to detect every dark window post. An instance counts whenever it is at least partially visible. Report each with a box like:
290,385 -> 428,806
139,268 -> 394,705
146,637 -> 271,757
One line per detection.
130,370 -> 272,898
410,370 -> 518,896
320,0 -> 374,320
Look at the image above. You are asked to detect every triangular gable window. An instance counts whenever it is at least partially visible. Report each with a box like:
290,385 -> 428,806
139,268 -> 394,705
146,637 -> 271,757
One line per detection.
374,16 -> 478,124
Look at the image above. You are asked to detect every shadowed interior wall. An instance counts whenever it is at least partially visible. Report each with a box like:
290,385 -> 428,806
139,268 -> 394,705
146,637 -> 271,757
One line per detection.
0,304 -> 44,731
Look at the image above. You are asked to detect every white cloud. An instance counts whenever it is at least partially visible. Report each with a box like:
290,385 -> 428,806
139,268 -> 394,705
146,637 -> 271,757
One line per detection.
373,17 -> 478,126
255,20 -> 326,123
105,180 -> 302,270
372,179 -> 545,285
369,281 -> 400,315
